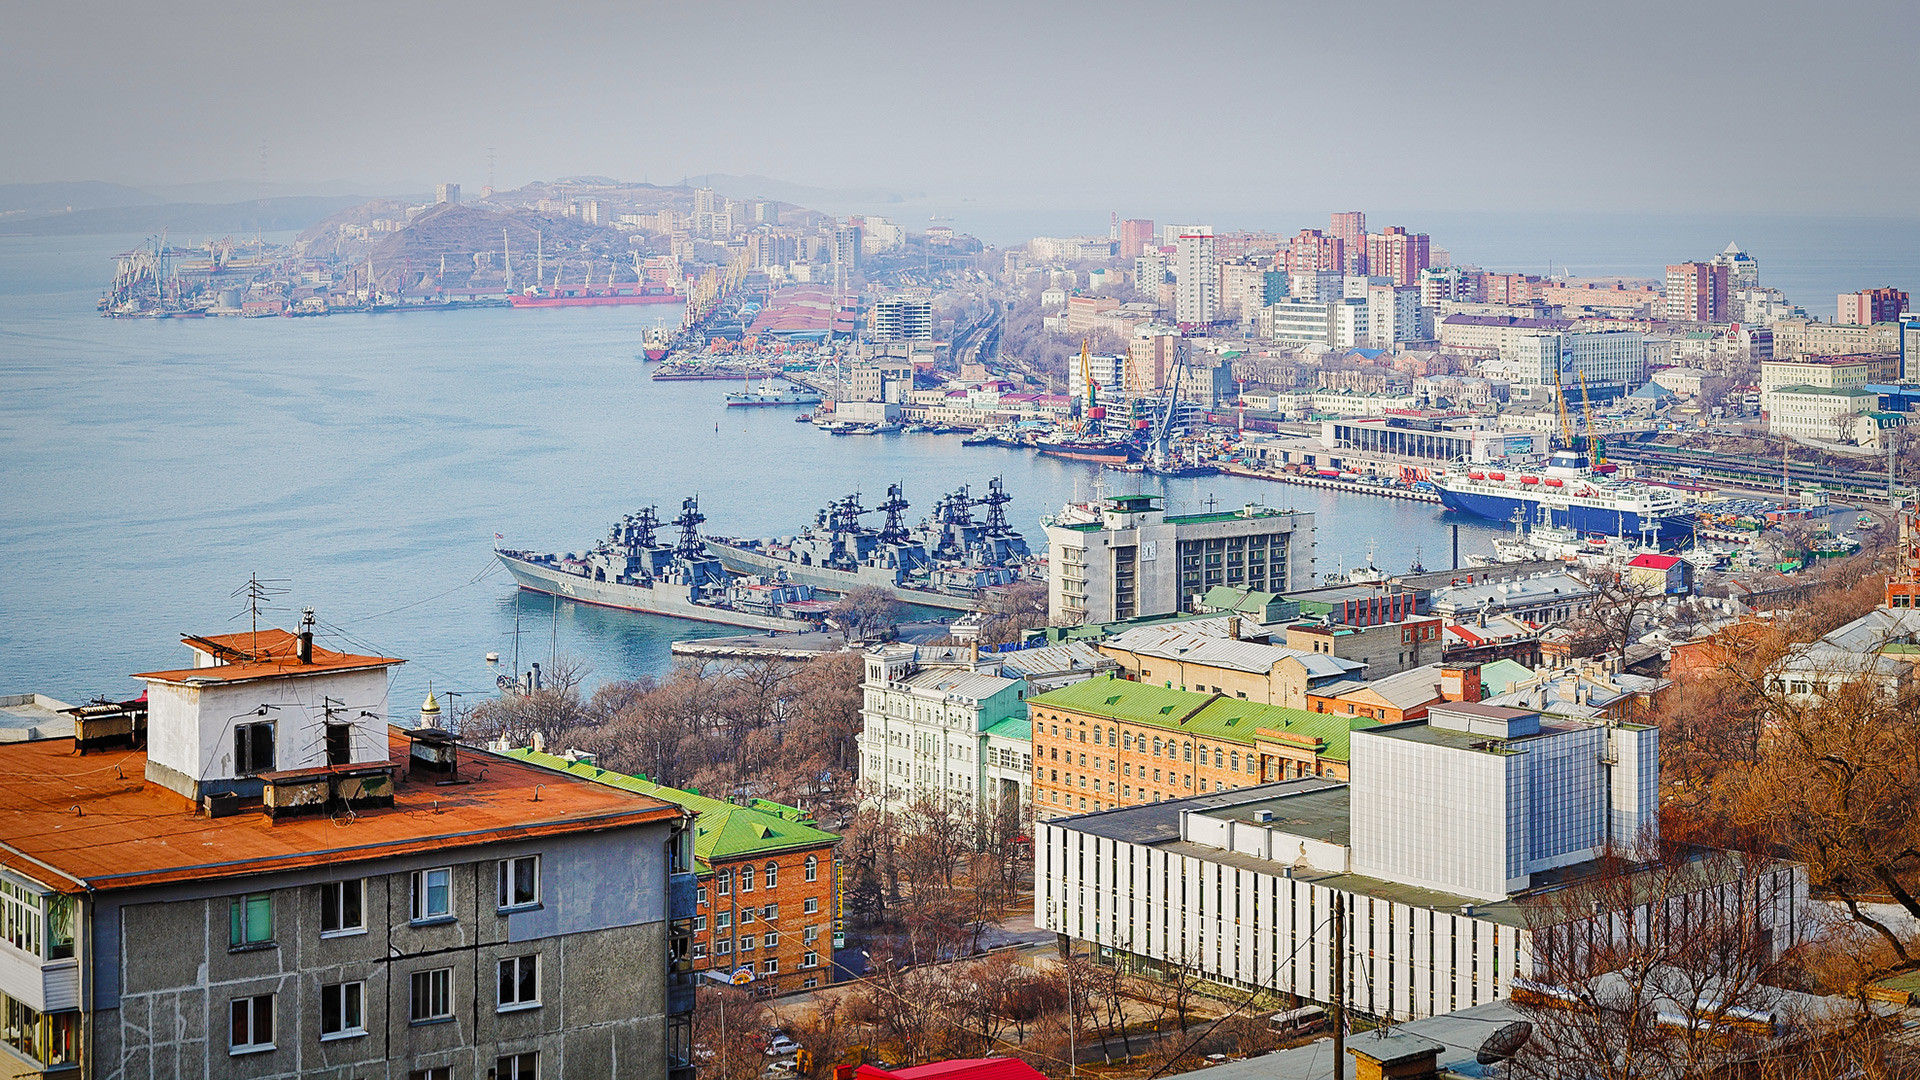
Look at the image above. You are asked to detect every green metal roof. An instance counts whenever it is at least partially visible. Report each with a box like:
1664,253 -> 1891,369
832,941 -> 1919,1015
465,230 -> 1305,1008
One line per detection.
1477,658 -> 1536,695
1027,674 -> 1377,760
503,749 -> 838,871
983,715 -> 1032,742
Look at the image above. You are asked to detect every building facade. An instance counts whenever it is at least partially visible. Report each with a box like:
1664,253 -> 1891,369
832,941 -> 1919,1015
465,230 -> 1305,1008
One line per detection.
1664,262 -> 1729,323
1175,231 -> 1217,327
1838,287 -> 1908,326
0,629 -> 695,1080
1026,676 -> 1375,818
1365,227 -> 1429,287
503,750 -> 840,997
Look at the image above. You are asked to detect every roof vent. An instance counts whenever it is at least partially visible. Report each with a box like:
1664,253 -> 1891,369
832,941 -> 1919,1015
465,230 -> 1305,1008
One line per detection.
1254,809 -> 1274,823
406,728 -> 459,777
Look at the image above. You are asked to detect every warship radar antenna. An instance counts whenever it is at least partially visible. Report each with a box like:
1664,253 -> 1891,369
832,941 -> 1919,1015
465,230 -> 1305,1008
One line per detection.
831,494 -> 867,535
878,484 -> 911,545
981,477 -> 1013,534
673,497 -> 706,559
940,485 -> 974,527
630,506 -> 660,549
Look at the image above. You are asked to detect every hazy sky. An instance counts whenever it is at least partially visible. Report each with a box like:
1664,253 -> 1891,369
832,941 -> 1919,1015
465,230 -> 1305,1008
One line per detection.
5,0 -> 1914,217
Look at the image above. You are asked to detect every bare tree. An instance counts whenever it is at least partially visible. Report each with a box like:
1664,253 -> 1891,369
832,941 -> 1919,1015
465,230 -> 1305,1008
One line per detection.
974,580 -> 1050,646
833,587 -> 905,641
1512,847 -> 1868,1080
1564,570 -> 1665,658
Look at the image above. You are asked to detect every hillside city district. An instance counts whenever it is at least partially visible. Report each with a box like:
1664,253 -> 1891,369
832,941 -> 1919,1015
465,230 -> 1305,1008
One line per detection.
9,177 -> 1920,1079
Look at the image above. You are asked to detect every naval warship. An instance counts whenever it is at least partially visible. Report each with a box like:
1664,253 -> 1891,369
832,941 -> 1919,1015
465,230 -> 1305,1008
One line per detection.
705,478 -> 1036,610
497,497 -> 829,630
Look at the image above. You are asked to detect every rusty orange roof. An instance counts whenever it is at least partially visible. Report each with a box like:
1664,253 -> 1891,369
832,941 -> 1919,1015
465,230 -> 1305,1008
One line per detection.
0,729 -> 684,893
132,628 -> 403,684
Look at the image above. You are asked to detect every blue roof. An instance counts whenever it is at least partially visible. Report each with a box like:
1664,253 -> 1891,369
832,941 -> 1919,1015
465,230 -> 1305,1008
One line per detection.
1630,381 -> 1677,399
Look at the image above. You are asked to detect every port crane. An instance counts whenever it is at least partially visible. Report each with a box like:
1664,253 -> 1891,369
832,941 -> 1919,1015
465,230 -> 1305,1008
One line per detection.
1147,340 -> 1192,470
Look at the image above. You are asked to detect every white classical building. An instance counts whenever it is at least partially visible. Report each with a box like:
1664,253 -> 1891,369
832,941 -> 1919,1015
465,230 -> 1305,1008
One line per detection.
1036,702 -> 1805,1022
857,642 -> 1114,818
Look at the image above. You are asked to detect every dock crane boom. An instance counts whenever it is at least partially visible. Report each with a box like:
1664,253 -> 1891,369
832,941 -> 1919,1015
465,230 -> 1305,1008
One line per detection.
1553,362 -> 1575,448
1576,369 -> 1600,462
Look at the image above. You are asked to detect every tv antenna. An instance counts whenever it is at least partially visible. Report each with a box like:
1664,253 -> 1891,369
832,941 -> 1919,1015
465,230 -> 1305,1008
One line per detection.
231,574 -> 290,654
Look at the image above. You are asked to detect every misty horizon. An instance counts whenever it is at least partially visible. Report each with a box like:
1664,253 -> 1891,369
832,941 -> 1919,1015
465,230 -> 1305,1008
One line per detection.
6,0 -> 1915,219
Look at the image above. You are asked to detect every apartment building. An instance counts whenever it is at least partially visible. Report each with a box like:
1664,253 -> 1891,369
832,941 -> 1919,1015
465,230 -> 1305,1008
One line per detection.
1664,262 -> 1729,322
1036,701 -> 1803,1022
0,627 -> 695,1080
868,298 -> 934,342
1499,330 -> 1648,397
1043,495 -> 1315,625
1284,613 -> 1444,678
1365,227 -> 1429,287
1026,675 -> 1378,817
1284,230 -> 1344,277
1175,230 -> 1218,327
503,751 -> 840,997
1838,287 -> 1908,326
1770,318 -> 1901,360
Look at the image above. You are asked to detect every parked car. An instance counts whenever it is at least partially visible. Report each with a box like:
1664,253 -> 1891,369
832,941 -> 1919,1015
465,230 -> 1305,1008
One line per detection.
766,1036 -> 802,1057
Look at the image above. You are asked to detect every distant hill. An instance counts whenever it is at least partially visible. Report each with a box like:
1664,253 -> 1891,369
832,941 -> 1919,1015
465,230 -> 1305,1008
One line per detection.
680,173 -> 921,207
0,181 -> 162,214
0,196 -> 373,237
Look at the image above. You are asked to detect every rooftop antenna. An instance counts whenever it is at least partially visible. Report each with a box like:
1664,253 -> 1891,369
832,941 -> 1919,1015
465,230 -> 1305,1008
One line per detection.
230,574 -> 289,655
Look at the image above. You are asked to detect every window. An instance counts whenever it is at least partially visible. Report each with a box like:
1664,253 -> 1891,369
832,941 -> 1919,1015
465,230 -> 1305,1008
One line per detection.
410,1070 -> 452,1080
716,871 -> 731,896
319,981 -> 365,1039
763,904 -> 778,920
803,897 -> 819,915
803,951 -> 819,968
717,911 -> 732,930
0,994 -> 76,1068
804,925 -> 819,943
498,856 -> 540,910
803,977 -> 819,989
764,931 -> 779,948
692,916 -> 707,932
740,935 -> 756,952
697,886 -> 708,905
715,938 -> 731,956
763,959 -> 778,974
498,1052 -> 539,1080
320,880 -> 364,936
498,955 -> 540,1010
740,866 -> 755,893
764,862 -> 778,888
804,855 -> 818,882
410,968 -> 453,1023
692,942 -> 708,960
229,893 -> 273,949
229,993 -> 274,1054
741,908 -> 755,925
234,721 -> 275,776
411,868 -> 452,922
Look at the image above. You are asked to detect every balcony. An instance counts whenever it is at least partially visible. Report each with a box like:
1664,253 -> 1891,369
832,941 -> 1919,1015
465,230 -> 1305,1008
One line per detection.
668,872 -> 698,922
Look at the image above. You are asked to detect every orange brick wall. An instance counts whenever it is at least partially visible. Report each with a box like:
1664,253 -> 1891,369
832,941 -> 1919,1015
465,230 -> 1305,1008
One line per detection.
689,843 -> 838,995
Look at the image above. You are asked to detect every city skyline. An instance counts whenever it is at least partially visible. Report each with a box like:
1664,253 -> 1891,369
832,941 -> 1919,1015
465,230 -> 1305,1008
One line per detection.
4,0 -> 1916,217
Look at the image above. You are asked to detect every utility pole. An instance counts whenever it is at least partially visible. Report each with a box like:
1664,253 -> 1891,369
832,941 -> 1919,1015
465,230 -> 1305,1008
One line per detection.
1331,893 -> 1346,1072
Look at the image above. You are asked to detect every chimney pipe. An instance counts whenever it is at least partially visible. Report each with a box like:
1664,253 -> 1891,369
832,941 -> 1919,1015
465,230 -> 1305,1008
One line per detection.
297,608 -> 315,663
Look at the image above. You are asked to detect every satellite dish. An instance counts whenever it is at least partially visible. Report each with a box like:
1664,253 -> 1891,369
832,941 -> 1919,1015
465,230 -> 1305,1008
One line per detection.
1477,1020 -> 1533,1066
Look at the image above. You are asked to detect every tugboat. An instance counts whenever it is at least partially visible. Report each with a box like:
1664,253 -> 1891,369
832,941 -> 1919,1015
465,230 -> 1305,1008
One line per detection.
496,498 -> 825,630
706,478 -> 1036,610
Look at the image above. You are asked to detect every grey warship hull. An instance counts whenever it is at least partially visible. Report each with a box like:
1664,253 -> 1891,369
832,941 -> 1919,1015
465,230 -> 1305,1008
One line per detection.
497,552 -> 816,631
704,541 -> 976,611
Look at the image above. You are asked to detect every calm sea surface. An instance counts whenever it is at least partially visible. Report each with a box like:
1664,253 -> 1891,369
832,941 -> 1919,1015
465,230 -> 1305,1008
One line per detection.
0,233 -> 1500,710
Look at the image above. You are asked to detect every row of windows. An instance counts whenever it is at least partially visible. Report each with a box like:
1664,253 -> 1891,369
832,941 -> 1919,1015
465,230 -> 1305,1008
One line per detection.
693,897 -> 821,927
703,857 -> 818,903
690,943 -> 822,970
227,856 -> 542,951
229,955 -> 544,1056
